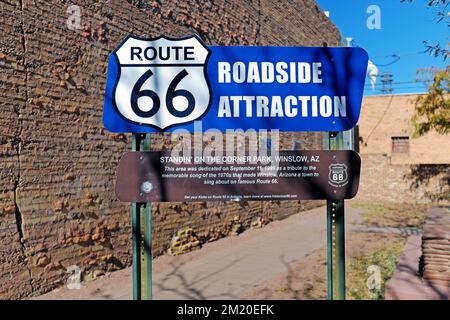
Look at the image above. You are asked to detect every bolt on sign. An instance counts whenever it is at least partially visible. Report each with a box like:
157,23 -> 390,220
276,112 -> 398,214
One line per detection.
103,35 -> 368,133
115,150 -> 361,203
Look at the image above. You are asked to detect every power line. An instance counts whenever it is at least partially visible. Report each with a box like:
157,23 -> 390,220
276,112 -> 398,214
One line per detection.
351,39 -> 426,59
350,37 -> 431,93
364,95 -> 395,145
365,85 -> 428,91
385,86 -> 428,90
350,38 -> 427,67
366,86 -> 428,90
371,55 -> 401,67
370,51 -> 427,67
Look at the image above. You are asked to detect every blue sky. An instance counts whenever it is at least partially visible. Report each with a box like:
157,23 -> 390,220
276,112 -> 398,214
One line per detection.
316,0 -> 448,96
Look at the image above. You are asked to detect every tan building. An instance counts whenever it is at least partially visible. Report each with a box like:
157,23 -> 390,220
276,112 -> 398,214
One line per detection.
0,0 -> 340,299
356,94 -> 450,204
359,94 -> 450,165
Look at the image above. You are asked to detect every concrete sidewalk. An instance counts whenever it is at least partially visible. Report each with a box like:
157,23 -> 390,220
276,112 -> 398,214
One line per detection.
34,205 -> 364,300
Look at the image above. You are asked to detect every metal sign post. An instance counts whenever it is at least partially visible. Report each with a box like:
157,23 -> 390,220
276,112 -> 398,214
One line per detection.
131,133 -> 152,300
103,34 -> 368,301
103,36 -> 368,134
326,131 -> 346,300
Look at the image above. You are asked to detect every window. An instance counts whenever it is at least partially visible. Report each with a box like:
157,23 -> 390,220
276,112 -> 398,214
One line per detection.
391,136 -> 410,154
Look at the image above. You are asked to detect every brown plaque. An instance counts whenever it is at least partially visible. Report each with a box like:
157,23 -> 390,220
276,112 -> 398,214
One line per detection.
115,150 -> 361,202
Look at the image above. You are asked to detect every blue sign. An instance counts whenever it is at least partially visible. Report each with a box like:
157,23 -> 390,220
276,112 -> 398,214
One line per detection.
103,34 -> 368,133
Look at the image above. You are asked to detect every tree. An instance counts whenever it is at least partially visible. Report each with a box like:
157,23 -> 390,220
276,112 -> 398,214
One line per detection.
412,67 -> 450,136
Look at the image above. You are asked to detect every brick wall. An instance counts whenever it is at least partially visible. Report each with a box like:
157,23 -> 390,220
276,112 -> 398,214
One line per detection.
0,0 -> 340,298
421,207 -> 450,288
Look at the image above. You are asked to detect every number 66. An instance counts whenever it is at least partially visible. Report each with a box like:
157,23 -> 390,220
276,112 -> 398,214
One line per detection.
130,69 -> 195,118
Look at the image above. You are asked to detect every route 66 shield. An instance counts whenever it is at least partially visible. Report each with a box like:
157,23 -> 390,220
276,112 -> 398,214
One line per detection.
104,34 -> 211,131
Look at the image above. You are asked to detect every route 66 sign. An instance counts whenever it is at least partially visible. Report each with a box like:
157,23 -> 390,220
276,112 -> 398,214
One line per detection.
103,34 -> 368,133
328,164 -> 348,187
104,34 -> 211,130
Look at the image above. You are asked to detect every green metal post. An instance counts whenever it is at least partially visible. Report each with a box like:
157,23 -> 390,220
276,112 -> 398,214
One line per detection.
326,131 -> 346,300
131,133 -> 153,300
